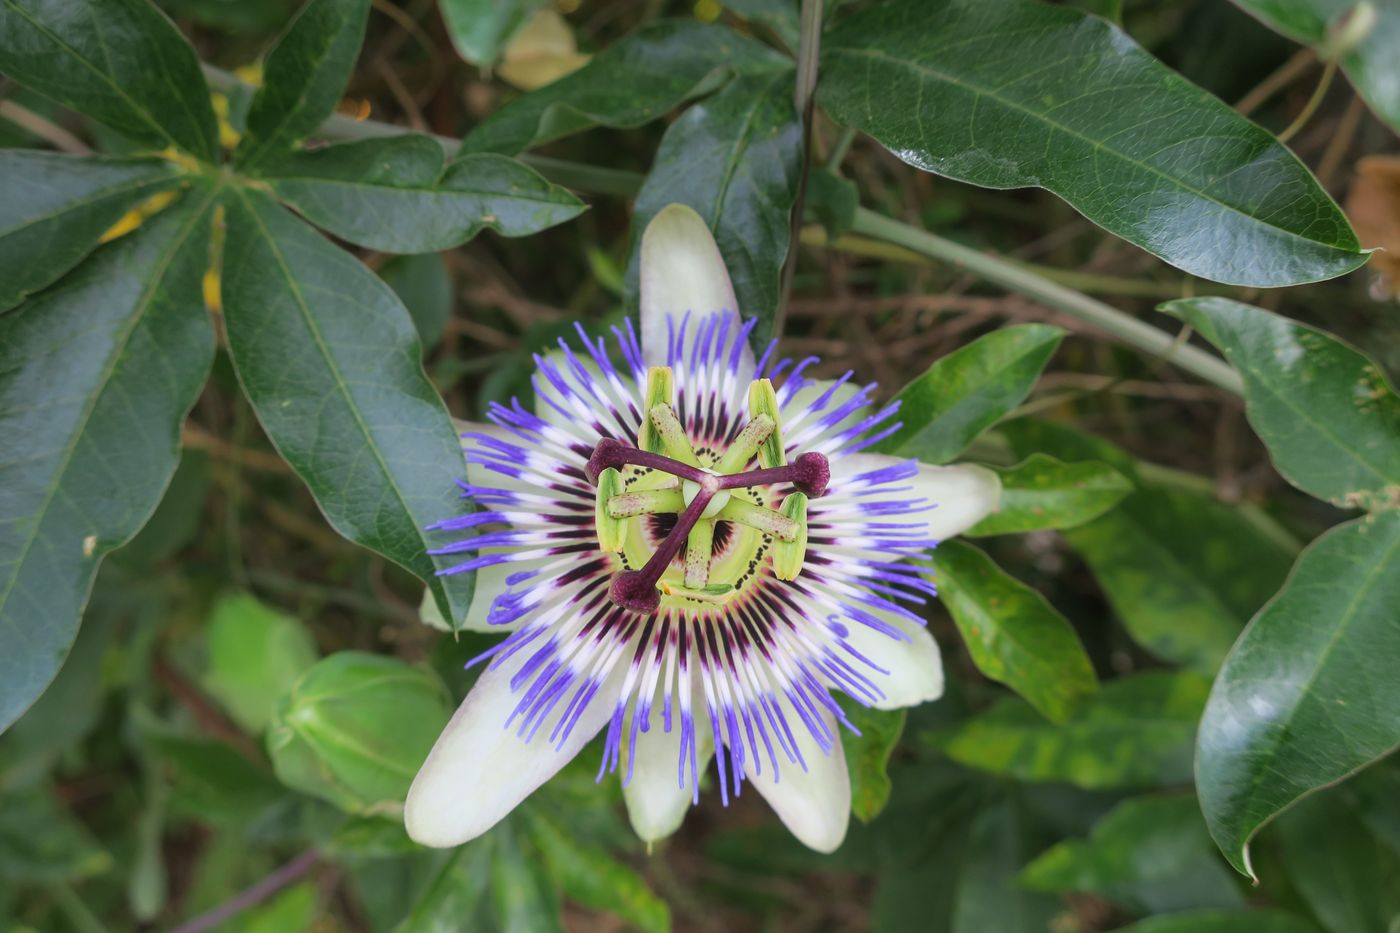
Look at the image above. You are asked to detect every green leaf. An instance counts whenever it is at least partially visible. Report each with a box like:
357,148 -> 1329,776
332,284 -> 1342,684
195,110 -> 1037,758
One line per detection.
1275,789 -> 1400,933
723,0 -> 800,47
237,882 -> 320,933
266,652 -> 451,812
934,670 -> 1210,789
1115,910 -> 1320,933
525,811 -> 670,933
806,168 -> 859,241
0,787 -> 113,883
393,841 -> 494,932
818,0 -> 1366,287
462,20 -> 788,155
1195,510 -> 1400,878
262,136 -> 585,252
381,253 -> 454,351
626,70 -> 801,347
1002,418 -> 1297,672
115,448 -> 210,565
492,824 -> 564,933
219,187 -> 472,627
0,0 -> 218,159
1164,297 -> 1400,512
1020,794 -> 1243,914
1233,0 -> 1400,134
145,732 -> 288,825
952,803 -> 1062,933
965,454 -> 1133,537
235,0 -> 371,169
0,186 -> 217,734
838,698 -> 905,823
931,540 -> 1097,723
0,151 -> 183,311
200,592 -> 319,734
878,325 -> 1064,463
439,0 -> 544,66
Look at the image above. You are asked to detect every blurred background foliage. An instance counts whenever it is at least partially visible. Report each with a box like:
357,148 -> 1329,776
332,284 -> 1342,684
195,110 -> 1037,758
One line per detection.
2,0 -> 1400,930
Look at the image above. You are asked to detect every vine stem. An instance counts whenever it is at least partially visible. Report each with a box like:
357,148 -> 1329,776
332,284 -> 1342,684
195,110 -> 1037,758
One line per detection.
199,63 -> 1243,395
848,209 -> 1245,395
775,0 -> 825,339
167,851 -> 319,933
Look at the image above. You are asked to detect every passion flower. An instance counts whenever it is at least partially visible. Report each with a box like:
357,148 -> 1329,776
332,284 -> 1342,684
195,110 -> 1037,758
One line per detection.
405,205 -> 1000,853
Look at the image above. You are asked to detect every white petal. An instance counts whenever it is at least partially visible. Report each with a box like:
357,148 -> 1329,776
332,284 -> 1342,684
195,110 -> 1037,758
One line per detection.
841,608 -> 944,710
404,651 -> 617,847
912,461 -> 1002,539
638,204 -> 752,376
621,704 -> 714,843
748,702 -> 851,853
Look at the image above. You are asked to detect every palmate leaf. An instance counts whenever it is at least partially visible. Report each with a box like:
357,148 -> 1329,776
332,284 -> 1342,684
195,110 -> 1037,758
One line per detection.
235,0 -> 371,170
1165,297 -> 1400,512
626,70 -> 801,347
0,184 -> 219,733
1020,794 -> 1244,914
1195,510 -> 1400,878
965,454 -> 1133,537
462,20 -> 789,156
0,0 -> 218,159
931,541 -> 1098,724
1002,418 -> 1297,672
934,670 -> 1211,790
1233,0 -> 1400,134
219,187 -> 473,627
260,135 -> 585,253
878,324 -> 1064,463
818,0 -> 1367,287
0,150 -> 183,311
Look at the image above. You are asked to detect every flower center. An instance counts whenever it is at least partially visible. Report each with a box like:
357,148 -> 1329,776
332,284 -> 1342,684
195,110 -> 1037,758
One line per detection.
585,367 -> 829,614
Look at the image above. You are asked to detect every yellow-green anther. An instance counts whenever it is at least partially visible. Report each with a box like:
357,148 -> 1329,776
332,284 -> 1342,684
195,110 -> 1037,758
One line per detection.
594,467 -> 627,552
608,487 -> 684,518
717,497 -> 800,542
684,519 -> 714,589
638,366 -> 675,454
772,493 -> 809,581
748,379 -> 785,467
649,404 -> 701,467
714,413 -> 775,474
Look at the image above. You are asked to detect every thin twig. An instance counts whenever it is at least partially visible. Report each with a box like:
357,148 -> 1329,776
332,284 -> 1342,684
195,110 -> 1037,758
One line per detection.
0,100 -> 91,153
1235,47 -> 1316,116
1277,59 -> 1336,143
166,851 -> 319,933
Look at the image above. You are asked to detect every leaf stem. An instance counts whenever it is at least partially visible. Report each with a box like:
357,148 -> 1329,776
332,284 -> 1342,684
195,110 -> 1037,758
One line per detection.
848,208 -> 1245,395
1277,59 -> 1337,143
776,0 -> 826,339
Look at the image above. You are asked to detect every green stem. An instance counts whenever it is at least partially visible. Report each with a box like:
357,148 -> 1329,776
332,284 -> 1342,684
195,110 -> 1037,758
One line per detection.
849,208 -> 1244,395
826,125 -> 857,169
777,0 -> 826,337
44,884 -> 108,933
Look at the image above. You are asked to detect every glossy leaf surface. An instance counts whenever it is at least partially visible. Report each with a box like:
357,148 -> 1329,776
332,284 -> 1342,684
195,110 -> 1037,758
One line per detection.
819,0 -> 1366,286
966,454 -> 1133,537
880,325 -> 1064,463
839,699 -> 905,823
219,188 -> 471,626
264,136 -> 585,252
1165,297 -> 1400,512
931,540 -> 1097,723
236,0 -> 371,169
936,671 -> 1210,789
626,71 -> 800,347
1233,0 -> 1400,133
1196,510 -> 1400,877
0,151 -> 182,311
0,187 -> 217,733
0,0 -> 218,158
1275,789 -> 1400,933
1021,794 -> 1243,913
463,21 -> 787,155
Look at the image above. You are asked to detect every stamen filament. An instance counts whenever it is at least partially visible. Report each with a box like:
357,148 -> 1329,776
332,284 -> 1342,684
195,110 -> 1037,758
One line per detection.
649,404 -> 701,467
608,487 -> 685,517
684,519 -> 715,588
610,480 -> 716,613
713,414 -> 775,475
717,498 -> 800,541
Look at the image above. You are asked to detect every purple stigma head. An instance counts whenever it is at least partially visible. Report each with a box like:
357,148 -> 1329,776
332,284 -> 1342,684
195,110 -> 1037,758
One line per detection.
586,437 -> 630,485
792,452 -> 831,498
609,571 -> 662,614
